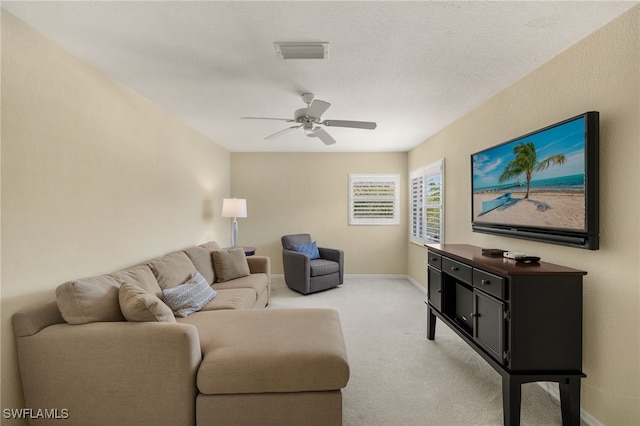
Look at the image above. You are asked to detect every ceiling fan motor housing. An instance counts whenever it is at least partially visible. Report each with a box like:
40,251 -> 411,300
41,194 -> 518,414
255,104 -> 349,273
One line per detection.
294,108 -> 316,130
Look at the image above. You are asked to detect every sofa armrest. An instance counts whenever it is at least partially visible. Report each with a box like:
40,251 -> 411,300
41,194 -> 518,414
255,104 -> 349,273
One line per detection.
16,321 -> 201,426
13,299 -> 65,337
247,255 -> 270,276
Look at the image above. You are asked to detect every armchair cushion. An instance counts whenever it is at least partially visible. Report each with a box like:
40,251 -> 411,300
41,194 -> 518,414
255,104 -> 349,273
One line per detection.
291,241 -> 320,260
310,259 -> 340,277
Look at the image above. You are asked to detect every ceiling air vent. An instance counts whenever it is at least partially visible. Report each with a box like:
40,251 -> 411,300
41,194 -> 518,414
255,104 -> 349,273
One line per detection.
274,42 -> 329,60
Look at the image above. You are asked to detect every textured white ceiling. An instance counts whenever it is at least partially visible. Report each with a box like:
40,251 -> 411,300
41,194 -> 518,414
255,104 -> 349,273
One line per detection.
2,1 -> 637,152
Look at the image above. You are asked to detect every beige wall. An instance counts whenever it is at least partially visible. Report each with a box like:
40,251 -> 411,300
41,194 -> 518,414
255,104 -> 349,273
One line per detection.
1,11 -> 232,417
230,152 -> 408,275
408,7 -> 639,425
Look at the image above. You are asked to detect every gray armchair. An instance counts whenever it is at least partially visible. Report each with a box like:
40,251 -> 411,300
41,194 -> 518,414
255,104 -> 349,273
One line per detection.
281,234 -> 344,295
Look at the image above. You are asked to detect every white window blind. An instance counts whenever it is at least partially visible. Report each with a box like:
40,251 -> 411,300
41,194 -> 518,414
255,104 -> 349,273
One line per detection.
349,174 -> 400,225
409,159 -> 444,244
410,173 -> 425,240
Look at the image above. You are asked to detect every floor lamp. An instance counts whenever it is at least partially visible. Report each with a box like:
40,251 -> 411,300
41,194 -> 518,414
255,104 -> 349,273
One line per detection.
222,198 -> 247,248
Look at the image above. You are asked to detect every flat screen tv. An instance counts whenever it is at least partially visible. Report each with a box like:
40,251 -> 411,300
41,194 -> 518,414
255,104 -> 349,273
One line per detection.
471,112 -> 599,249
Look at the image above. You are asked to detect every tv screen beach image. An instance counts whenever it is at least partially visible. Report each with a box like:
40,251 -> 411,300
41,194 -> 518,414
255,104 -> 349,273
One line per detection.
472,117 -> 587,231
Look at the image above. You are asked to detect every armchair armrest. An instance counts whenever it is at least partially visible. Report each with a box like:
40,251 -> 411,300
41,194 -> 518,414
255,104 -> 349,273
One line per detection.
15,321 -> 201,425
282,249 -> 311,293
318,247 -> 343,263
319,247 -> 344,284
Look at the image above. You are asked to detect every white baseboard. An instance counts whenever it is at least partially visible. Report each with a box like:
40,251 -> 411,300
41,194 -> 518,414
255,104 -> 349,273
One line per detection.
345,274 -> 427,293
537,382 -> 603,426
273,273 -> 426,293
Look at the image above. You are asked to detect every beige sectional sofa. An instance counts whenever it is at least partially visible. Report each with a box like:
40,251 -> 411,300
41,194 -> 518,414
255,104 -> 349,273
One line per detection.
13,241 -> 350,426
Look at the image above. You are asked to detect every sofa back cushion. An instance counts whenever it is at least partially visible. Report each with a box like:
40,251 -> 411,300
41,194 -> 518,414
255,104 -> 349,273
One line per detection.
56,275 -> 125,324
183,245 -> 216,284
148,251 -> 197,290
200,241 -> 222,252
110,264 -> 163,299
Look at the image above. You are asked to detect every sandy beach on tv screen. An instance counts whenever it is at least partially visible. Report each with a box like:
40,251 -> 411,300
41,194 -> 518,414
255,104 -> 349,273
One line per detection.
473,190 -> 585,230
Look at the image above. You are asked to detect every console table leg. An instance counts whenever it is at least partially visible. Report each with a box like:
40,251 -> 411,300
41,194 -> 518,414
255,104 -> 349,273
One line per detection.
427,306 -> 436,340
502,375 -> 522,426
559,378 -> 582,426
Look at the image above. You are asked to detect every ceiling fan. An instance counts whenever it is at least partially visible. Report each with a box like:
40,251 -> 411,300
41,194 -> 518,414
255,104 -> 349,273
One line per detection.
241,93 -> 376,145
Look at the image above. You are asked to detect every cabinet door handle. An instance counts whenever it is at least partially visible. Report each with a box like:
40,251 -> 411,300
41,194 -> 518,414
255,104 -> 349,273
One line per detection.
481,279 -> 490,285
437,290 -> 442,294
451,267 -> 459,272
470,312 -> 480,318
431,258 -> 438,262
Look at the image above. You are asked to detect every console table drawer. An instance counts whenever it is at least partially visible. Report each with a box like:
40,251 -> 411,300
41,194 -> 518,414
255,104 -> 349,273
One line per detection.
442,257 -> 472,284
428,252 -> 442,269
473,269 -> 505,300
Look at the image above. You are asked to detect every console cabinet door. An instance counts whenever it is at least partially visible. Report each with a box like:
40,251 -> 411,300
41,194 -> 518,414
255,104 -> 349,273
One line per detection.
427,267 -> 442,312
474,290 -> 506,364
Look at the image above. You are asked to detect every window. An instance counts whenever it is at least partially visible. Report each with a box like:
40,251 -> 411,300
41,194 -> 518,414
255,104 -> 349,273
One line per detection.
410,159 -> 444,244
349,174 -> 400,225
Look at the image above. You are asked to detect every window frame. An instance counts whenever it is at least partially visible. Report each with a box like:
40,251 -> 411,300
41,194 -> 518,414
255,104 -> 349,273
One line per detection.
348,174 -> 401,226
409,159 -> 445,245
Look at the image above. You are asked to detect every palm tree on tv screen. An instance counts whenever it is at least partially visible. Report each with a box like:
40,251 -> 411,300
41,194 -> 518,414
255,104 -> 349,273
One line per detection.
498,142 -> 565,199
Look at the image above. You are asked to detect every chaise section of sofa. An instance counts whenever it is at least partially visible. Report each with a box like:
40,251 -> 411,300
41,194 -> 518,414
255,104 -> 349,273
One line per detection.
13,299 -> 202,425
12,241 -> 349,425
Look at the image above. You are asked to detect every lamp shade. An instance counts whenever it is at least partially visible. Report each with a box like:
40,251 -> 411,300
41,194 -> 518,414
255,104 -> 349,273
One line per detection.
221,198 -> 247,218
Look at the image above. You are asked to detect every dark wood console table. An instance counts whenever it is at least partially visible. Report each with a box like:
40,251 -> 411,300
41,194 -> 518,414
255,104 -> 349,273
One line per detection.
425,244 -> 586,426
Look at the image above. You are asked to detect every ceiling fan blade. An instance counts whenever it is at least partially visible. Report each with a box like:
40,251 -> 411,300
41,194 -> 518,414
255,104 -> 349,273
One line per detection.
311,127 -> 337,145
265,125 -> 302,140
241,117 -> 294,122
306,100 -> 331,118
322,119 -> 377,130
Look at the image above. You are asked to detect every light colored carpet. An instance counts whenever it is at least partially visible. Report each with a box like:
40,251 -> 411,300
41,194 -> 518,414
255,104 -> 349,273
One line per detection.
268,276 -> 576,426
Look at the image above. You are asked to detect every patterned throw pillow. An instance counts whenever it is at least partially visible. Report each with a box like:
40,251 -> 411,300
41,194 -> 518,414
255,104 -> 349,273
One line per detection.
291,241 -> 320,260
162,271 -> 217,318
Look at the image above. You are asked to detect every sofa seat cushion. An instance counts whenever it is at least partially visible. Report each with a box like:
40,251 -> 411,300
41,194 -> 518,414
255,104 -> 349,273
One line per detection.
180,309 -> 349,395
310,259 -> 340,277
196,288 -> 257,311
212,273 -> 268,299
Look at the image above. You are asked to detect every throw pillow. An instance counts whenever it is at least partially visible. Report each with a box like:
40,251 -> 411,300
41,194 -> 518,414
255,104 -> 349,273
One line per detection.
211,248 -> 251,282
162,271 -> 217,318
118,283 -> 176,323
291,241 -> 320,260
